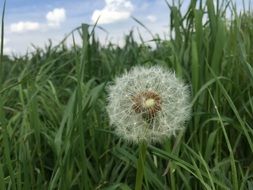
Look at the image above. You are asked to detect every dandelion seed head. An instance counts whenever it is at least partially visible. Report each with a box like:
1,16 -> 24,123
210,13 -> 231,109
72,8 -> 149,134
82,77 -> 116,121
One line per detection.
106,66 -> 191,144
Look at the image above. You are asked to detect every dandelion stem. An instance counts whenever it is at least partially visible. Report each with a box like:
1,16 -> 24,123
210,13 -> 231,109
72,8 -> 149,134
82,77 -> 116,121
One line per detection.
135,141 -> 147,190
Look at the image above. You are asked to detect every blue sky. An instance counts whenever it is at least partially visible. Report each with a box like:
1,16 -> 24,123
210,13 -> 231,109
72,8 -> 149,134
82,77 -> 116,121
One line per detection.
0,0 -> 250,55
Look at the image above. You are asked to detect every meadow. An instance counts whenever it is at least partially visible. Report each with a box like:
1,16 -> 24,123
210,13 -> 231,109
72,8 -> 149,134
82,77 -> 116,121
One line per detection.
0,0 -> 253,189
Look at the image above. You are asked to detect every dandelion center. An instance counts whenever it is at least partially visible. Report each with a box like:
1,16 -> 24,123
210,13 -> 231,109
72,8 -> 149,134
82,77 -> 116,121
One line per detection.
144,98 -> 155,108
132,91 -> 161,119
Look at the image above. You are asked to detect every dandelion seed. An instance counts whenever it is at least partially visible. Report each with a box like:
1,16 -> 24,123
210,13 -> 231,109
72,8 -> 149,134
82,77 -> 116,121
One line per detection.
106,66 -> 191,144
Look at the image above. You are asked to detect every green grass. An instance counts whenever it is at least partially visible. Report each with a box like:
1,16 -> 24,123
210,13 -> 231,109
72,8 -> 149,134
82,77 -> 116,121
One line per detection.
1,0 -> 253,189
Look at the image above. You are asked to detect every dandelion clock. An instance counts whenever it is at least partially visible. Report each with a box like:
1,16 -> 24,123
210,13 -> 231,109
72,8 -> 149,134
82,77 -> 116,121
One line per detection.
107,66 -> 191,144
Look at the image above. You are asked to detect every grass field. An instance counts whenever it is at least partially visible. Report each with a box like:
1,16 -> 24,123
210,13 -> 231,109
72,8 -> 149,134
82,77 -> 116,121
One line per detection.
0,0 -> 253,189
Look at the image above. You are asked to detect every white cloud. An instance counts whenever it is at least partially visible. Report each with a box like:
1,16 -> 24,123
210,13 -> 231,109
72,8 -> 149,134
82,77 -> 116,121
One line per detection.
91,0 -> 134,24
10,21 -> 40,33
46,8 -> 66,27
147,15 -> 157,23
